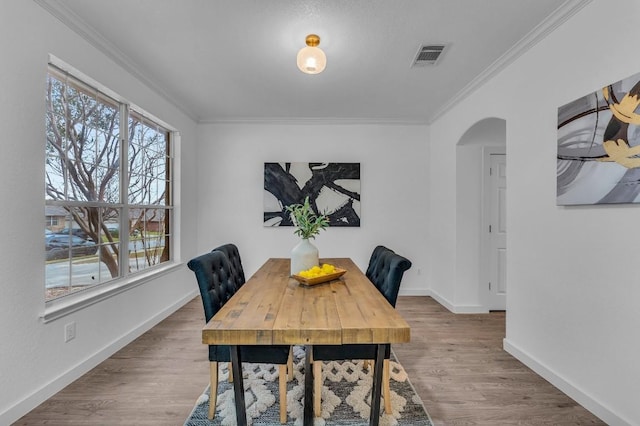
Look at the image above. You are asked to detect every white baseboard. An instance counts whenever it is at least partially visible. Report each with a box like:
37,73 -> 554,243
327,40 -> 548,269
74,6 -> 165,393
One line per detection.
398,287 -> 431,296
428,288 -> 488,313
0,290 -> 198,425
503,338 -> 630,426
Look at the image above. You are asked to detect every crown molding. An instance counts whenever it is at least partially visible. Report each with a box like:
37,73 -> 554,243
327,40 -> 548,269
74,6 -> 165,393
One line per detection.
199,116 -> 430,126
428,0 -> 593,124
34,0 -> 200,123
35,0 -> 592,127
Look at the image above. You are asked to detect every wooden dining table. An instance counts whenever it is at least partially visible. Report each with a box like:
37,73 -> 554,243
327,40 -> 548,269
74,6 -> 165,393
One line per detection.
201,257 -> 411,426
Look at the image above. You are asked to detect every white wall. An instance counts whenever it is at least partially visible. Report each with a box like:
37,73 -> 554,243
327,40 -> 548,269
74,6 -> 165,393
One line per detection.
0,2 -> 199,423
196,123 -> 429,295
430,1 -> 640,424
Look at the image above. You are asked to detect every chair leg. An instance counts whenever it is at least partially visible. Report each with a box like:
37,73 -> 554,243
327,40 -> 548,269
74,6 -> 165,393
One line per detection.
287,346 -> 294,382
228,361 -> 233,382
209,361 -> 218,420
313,361 -> 322,417
383,358 -> 391,414
279,364 -> 287,423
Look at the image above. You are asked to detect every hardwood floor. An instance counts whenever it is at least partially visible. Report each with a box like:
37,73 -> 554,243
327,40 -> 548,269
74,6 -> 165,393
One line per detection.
15,296 -> 605,425
15,298 -> 210,426
392,297 -> 604,425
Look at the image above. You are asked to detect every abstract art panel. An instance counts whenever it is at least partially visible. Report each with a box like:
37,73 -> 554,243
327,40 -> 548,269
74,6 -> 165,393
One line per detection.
264,162 -> 361,227
557,71 -> 640,205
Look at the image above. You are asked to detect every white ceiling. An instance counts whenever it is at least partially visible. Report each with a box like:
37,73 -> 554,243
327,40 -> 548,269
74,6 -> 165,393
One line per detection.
38,0 -> 583,124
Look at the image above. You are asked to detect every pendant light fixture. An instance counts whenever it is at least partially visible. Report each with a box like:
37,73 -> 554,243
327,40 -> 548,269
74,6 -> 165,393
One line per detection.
297,34 -> 326,74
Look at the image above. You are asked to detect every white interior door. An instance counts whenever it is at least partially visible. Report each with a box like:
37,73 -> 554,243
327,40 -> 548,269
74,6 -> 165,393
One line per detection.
488,153 -> 507,310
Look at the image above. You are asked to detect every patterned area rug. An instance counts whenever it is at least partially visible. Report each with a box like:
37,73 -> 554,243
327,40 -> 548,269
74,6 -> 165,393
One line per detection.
184,346 -> 433,426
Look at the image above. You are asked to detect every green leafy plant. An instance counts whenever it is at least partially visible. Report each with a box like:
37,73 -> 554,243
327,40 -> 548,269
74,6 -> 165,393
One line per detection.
285,196 -> 329,239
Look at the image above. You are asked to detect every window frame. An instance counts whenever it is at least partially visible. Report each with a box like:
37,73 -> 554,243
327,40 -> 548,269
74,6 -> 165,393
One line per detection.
43,56 -> 179,322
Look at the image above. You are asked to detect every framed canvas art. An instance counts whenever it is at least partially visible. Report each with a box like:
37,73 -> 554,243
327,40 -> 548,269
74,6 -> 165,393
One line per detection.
264,162 -> 361,227
557,71 -> 640,205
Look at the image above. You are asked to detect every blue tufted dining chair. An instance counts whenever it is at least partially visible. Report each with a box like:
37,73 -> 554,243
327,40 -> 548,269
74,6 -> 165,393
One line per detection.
312,246 -> 412,417
212,243 -> 294,381
365,245 -> 407,309
188,251 -> 291,423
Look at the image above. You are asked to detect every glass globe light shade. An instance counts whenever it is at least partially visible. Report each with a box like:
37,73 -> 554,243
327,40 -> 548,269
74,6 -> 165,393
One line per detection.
297,46 -> 326,74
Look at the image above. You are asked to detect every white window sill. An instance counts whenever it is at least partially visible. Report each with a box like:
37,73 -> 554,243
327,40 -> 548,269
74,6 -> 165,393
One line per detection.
42,262 -> 183,323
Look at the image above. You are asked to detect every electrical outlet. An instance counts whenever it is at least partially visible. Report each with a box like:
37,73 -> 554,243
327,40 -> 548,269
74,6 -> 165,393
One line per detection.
64,322 -> 76,342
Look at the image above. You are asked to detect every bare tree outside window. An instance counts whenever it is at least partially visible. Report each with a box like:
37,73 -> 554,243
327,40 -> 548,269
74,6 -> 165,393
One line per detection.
45,65 -> 172,301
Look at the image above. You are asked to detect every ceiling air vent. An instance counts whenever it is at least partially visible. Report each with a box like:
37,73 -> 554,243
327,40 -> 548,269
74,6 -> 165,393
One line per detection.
412,44 -> 448,66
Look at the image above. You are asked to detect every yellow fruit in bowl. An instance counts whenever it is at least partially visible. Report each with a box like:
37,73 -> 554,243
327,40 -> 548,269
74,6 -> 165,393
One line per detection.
296,263 -> 343,280
321,263 -> 335,273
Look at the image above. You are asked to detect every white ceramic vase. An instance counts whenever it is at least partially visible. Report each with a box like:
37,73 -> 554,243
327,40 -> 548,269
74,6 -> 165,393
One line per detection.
290,238 -> 319,276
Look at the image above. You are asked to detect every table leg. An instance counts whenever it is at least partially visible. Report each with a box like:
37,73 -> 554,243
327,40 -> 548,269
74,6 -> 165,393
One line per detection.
304,344 -> 313,425
229,345 -> 248,426
369,344 -> 385,426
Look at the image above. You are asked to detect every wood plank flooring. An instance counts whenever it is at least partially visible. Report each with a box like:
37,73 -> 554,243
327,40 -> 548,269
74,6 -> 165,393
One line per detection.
392,297 -> 605,425
15,296 -> 605,425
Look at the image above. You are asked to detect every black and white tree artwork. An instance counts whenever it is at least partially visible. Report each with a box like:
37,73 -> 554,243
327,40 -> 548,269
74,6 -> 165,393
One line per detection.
264,162 -> 361,227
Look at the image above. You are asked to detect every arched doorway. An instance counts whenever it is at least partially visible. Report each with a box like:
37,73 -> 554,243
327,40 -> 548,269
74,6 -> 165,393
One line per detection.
455,117 -> 506,311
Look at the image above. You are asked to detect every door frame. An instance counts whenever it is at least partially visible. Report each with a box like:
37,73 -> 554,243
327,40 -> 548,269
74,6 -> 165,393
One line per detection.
481,146 -> 506,311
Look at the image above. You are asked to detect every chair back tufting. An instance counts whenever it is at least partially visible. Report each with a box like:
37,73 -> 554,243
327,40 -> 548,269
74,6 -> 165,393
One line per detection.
188,251 -> 238,323
212,243 -> 246,290
366,245 -> 391,280
365,245 -> 412,307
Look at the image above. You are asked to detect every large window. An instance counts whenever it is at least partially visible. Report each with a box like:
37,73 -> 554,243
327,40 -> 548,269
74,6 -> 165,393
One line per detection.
45,64 -> 173,302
